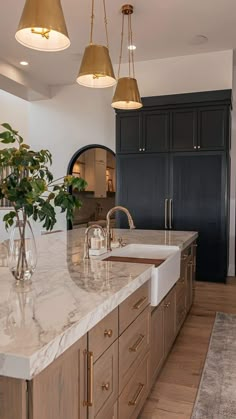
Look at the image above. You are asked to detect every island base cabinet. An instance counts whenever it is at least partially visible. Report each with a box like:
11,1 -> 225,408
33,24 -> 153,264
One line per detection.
164,286 -> 176,355
28,334 -> 87,419
150,302 -> 165,385
0,377 -> 27,419
118,351 -> 150,419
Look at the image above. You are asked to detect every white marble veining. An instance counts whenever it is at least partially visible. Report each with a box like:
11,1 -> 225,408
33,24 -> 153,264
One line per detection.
0,228 -> 197,380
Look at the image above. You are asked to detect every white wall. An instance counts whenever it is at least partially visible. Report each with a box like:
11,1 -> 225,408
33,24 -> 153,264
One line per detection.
28,84 -> 114,232
0,90 -> 30,242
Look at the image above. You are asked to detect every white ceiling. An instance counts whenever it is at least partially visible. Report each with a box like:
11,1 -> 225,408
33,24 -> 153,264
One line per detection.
1,0 -> 236,86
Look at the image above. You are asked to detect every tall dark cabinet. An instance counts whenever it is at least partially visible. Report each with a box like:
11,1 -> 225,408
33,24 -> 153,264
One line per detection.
116,90 -> 232,283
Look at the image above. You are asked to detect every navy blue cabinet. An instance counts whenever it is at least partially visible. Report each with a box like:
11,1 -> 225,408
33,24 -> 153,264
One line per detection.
115,90 -> 231,283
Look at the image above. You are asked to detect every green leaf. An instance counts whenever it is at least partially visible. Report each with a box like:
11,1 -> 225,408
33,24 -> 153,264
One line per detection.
1,123 -> 13,131
0,131 -> 15,143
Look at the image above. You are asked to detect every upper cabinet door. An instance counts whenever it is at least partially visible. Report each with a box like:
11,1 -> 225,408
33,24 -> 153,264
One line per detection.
116,114 -> 141,153
171,109 -> 197,151
198,106 -> 228,150
143,111 -> 170,152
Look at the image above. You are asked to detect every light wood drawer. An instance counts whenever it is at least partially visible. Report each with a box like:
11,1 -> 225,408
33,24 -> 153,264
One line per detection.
118,351 -> 150,419
119,282 -> 149,334
88,308 -> 118,362
176,292 -> 186,332
91,341 -> 118,419
119,305 -> 150,392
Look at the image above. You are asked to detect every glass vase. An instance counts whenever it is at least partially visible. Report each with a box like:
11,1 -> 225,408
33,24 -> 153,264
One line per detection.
8,219 -> 37,285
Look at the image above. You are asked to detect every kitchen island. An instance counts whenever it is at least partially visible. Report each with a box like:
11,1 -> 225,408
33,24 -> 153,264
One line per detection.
0,228 -> 197,419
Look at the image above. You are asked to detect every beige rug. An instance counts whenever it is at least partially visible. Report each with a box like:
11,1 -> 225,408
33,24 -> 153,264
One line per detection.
191,312 -> 236,419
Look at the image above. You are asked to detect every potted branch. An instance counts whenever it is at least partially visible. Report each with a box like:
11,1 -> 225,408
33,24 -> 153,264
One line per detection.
0,123 -> 87,285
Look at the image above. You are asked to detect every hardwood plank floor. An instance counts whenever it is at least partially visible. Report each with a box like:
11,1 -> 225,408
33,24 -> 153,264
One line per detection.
140,278 -> 236,419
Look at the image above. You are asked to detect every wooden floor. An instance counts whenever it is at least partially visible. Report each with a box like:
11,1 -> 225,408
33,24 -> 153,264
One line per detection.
140,278 -> 236,419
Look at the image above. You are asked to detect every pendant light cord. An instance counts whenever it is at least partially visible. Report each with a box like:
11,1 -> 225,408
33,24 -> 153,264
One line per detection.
129,14 -> 135,78
103,0 -> 109,49
118,13 -> 125,79
90,0 -> 110,48
90,0 -> 95,44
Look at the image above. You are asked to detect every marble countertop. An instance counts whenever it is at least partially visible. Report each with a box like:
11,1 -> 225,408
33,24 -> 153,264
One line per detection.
0,228 -> 197,380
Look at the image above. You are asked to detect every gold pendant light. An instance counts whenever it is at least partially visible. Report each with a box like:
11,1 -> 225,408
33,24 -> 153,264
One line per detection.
112,4 -> 142,110
76,0 -> 116,88
15,0 -> 70,52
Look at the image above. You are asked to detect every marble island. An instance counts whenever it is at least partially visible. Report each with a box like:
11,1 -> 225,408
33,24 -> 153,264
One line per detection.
0,228 -> 197,381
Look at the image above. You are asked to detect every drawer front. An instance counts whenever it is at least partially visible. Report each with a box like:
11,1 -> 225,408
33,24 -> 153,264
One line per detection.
119,282 -> 149,334
118,351 -> 150,419
88,308 -> 118,362
119,305 -> 150,392
176,291 -> 186,332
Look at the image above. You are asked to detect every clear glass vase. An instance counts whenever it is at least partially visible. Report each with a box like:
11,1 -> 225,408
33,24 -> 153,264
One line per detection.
8,219 -> 37,285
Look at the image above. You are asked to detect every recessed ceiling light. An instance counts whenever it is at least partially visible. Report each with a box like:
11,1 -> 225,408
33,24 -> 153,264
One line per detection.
128,45 -> 136,51
191,35 -> 208,45
20,61 -> 29,66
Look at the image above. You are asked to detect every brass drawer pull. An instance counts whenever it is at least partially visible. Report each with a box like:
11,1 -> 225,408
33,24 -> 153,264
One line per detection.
129,334 -> 145,352
164,302 -> 170,308
128,383 -> 145,406
181,255 -> 188,261
104,329 -> 113,338
83,350 -> 94,407
101,383 -> 110,391
133,296 -> 148,310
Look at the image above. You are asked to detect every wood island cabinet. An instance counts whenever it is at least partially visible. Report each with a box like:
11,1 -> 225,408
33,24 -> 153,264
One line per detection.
1,247 -> 196,419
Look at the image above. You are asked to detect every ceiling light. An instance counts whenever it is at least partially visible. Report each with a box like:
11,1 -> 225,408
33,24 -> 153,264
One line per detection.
128,45 -> 136,50
76,0 -> 116,88
15,0 -> 70,52
20,61 -> 29,66
112,4 -> 142,110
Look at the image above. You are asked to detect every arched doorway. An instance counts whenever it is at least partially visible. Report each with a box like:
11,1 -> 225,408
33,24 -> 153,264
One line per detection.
67,145 -> 116,230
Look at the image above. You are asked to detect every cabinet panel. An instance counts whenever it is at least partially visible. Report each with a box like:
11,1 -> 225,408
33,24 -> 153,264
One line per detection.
0,378 -> 27,419
119,282 -> 149,334
143,111 -> 170,152
171,109 -> 197,150
119,306 -> 150,392
29,335 -> 87,419
150,302 -> 165,384
116,154 -> 169,229
198,106 -> 227,150
91,341 -> 118,419
117,114 -> 141,153
88,308 -> 118,363
164,286 -> 176,355
170,152 -> 228,282
118,351 -> 150,419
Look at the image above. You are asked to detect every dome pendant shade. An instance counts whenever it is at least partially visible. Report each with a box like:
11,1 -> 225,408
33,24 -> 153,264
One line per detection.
77,45 -> 116,88
112,77 -> 143,110
15,0 -> 70,52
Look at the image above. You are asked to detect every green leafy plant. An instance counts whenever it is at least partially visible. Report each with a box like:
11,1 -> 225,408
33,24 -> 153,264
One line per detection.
0,123 -> 87,281
0,123 -> 87,230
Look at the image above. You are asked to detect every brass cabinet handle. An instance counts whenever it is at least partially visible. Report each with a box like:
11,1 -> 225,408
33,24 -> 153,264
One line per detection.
164,302 -> 171,308
101,383 -> 110,391
164,198 -> 168,229
104,329 -> 113,338
83,350 -> 94,407
169,198 -> 173,229
129,334 -> 145,352
133,296 -> 148,310
128,383 -> 145,406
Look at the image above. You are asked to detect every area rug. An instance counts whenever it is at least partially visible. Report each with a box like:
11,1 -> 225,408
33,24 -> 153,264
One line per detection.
191,312 -> 236,419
